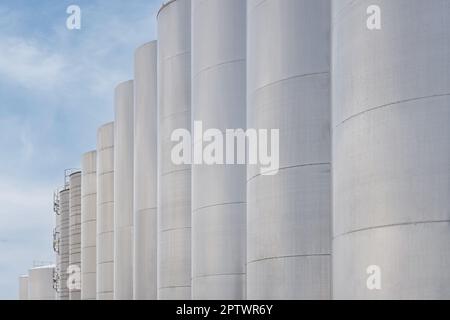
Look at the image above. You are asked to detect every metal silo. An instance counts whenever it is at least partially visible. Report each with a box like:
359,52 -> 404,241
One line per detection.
157,0 -> 192,300
332,0 -> 450,299
247,0 -> 331,299
81,151 -> 97,300
59,187 -> 70,300
28,265 -> 56,300
134,41 -> 158,300
114,80 -> 134,300
97,122 -> 115,300
191,0 -> 247,299
19,275 -> 28,300
69,171 -> 82,300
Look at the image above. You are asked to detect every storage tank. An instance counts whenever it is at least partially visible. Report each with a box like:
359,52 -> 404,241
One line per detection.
247,0 -> 331,299
28,265 -> 56,300
69,171 -> 82,300
191,0 -> 247,299
97,122 -> 115,300
157,0 -> 192,300
332,0 -> 450,299
59,188 -> 70,300
114,80 -> 134,300
134,41 -> 158,300
81,151 -> 97,300
19,275 -> 28,300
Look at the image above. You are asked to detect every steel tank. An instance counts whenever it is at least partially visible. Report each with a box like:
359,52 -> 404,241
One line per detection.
97,122 -> 115,300
247,0 -> 331,299
19,275 -> 28,300
134,41 -> 158,300
157,0 -> 192,300
332,0 -> 450,299
191,0 -> 247,299
59,188 -> 70,300
69,171 -> 82,300
28,266 -> 56,300
81,151 -> 97,300
114,80 -> 134,300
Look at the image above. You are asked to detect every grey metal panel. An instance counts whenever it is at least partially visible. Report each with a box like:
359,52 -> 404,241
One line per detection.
81,151 -> 97,300
69,171 -> 82,300
332,0 -> 450,299
114,80 -> 134,300
19,275 -> 28,300
96,122 -> 115,300
59,188 -> 70,300
134,41 -> 158,300
247,0 -> 331,299
28,266 -> 56,300
191,0 -> 247,300
157,0 -> 192,300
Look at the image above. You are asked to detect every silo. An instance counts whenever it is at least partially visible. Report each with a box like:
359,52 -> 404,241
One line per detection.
69,171 -> 82,300
332,0 -> 450,299
191,0 -> 247,299
114,80 -> 134,300
157,0 -> 192,300
19,275 -> 29,300
81,151 -> 97,300
28,265 -> 56,300
134,41 -> 158,300
247,0 -> 331,299
97,122 -> 115,300
59,188 -> 70,300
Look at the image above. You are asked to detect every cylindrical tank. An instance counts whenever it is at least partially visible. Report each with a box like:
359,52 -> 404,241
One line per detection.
28,266 -> 56,300
81,151 -> 97,300
332,0 -> 450,299
134,41 -> 158,300
69,171 -> 82,300
247,0 -> 331,299
157,0 -> 192,300
19,275 -> 29,300
59,188 -> 70,300
97,122 -> 115,300
191,0 -> 247,299
114,80 -> 134,300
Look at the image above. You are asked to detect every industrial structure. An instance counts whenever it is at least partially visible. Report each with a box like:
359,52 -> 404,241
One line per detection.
81,151 -> 97,300
191,0 -> 247,300
133,41 -> 158,300
96,122 -> 115,300
18,0 -> 450,300
332,0 -> 450,299
157,0 -> 192,300
114,81 -> 135,300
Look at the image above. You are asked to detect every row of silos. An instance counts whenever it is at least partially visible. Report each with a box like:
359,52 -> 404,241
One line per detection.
19,265 -> 55,300
33,0 -> 450,300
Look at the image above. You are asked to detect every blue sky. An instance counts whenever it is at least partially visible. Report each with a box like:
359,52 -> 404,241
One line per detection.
0,0 -> 162,299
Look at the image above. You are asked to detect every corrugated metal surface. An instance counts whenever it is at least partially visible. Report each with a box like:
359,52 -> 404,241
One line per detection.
81,151 -> 97,300
157,0 -> 192,300
97,122 -> 115,300
332,0 -> 450,299
247,0 -> 332,299
134,41 -> 158,300
114,81 -> 134,300
191,0 -> 247,300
